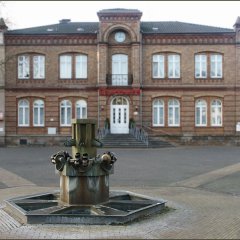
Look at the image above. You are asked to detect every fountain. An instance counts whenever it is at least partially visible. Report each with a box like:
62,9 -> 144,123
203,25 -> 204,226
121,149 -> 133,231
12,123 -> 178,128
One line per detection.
5,119 -> 166,224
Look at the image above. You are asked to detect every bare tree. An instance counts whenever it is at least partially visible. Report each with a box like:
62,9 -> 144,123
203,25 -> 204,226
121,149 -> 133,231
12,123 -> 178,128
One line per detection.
0,1 -> 14,29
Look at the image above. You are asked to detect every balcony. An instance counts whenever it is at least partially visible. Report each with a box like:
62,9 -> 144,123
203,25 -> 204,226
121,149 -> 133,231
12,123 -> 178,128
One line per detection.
106,74 -> 133,86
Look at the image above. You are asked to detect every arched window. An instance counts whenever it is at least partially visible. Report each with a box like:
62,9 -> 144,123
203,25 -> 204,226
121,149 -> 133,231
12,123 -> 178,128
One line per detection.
60,100 -> 72,126
210,54 -> 222,78
195,99 -> 207,126
211,99 -> 222,126
112,96 -> 128,105
60,55 -> 72,79
153,99 -> 164,126
18,99 -> 29,126
112,54 -> 128,86
168,99 -> 180,126
152,54 -> 165,78
18,54 -> 45,79
152,53 -> 180,79
75,55 -> 87,79
33,99 -> 44,126
60,53 -> 88,79
168,54 -> 180,78
76,100 -> 87,119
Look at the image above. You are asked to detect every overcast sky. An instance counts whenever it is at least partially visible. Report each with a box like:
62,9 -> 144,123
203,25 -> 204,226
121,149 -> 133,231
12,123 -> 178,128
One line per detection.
1,1 -> 240,30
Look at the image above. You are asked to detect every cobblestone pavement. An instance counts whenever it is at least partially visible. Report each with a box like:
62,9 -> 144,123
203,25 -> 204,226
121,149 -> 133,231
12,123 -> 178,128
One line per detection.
0,147 -> 240,239
0,185 -> 240,239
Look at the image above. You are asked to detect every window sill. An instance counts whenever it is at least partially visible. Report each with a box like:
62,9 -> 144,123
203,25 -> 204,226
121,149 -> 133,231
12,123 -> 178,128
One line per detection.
17,79 -> 45,83
195,78 -> 223,82
59,79 -> 88,84
152,78 -> 181,80
195,126 -> 223,128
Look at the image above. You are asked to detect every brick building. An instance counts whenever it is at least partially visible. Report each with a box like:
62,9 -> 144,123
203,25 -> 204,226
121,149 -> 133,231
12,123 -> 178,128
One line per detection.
2,9 -> 240,145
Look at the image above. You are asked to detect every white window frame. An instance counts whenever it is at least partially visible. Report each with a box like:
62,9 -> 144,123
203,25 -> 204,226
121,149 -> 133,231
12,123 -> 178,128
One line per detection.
168,54 -> 180,78
195,99 -> 207,126
33,55 -> 45,79
33,99 -> 44,126
152,54 -> 165,78
75,55 -> 87,79
18,99 -> 29,126
76,100 -> 87,119
195,54 -> 207,78
18,55 -> 30,79
168,99 -> 180,127
210,54 -> 222,78
60,100 -> 72,126
211,99 -> 222,126
60,55 -> 72,79
153,99 -> 164,126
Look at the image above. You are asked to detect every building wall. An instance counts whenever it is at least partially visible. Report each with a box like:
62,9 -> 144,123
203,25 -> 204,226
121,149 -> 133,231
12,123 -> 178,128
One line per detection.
0,39 -> 5,145
4,13 -> 240,145
141,43 -> 237,139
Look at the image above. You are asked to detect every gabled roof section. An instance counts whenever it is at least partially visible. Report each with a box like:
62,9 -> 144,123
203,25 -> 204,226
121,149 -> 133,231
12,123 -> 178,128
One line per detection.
6,22 -> 99,35
141,21 -> 234,34
6,20 -> 234,35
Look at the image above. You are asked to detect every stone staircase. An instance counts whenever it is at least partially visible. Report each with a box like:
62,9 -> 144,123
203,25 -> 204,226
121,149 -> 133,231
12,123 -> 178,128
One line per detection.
101,134 -> 175,148
101,134 -> 147,148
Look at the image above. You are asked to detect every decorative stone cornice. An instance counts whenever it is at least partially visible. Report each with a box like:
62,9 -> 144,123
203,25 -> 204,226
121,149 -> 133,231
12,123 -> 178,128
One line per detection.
5,35 -> 97,46
143,34 -> 235,45
97,9 -> 142,21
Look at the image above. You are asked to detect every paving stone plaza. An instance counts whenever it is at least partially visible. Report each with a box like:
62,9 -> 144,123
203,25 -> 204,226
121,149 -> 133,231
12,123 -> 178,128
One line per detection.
0,146 -> 240,239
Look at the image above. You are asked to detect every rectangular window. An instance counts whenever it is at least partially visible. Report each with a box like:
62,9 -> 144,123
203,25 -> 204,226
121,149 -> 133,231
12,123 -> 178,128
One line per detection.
75,55 -> 87,78
18,107 -> 29,126
168,55 -> 180,78
210,54 -> 222,78
60,107 -> 71,126
33,55 -> 45,79
33,107 -> 44,126
153,106 -> 164,126
152,55 -> 164,78
67,107 -> 71,125
18,55 -> 30,79
195,55 -> 207,78
60,55 -> 72,79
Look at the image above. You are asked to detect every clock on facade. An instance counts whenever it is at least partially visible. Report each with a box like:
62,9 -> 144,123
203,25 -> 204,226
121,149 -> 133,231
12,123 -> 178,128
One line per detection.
115,31 -> 126,42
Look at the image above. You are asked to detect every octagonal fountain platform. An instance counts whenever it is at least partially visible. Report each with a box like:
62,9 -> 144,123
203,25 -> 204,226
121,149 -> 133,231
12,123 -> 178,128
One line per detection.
5,190 -> 166,225
4,119 -> 166,225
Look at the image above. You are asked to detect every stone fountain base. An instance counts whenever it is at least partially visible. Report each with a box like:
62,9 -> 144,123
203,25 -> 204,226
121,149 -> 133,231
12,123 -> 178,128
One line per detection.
5,190 -> 166,225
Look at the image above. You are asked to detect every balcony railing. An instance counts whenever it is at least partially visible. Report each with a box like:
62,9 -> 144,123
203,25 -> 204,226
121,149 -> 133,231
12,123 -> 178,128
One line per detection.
106,74 -> 133,86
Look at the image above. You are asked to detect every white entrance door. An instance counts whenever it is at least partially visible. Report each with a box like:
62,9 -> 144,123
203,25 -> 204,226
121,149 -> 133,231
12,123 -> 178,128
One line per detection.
111,97 -> 129,134
112,54 -> 128,86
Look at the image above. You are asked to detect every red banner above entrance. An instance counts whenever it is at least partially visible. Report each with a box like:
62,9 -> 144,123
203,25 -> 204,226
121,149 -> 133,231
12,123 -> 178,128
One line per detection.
99,88 -> 140,96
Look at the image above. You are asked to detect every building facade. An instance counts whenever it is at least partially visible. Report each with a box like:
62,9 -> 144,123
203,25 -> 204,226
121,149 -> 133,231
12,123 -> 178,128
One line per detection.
0,18 -> 7,146
3,9 -> 240,145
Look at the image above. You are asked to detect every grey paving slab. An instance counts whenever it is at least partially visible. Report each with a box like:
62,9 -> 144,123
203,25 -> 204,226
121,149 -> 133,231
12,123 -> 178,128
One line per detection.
0,146 -> 240,239
0,186 -> 240,239
199,171 -> 240,196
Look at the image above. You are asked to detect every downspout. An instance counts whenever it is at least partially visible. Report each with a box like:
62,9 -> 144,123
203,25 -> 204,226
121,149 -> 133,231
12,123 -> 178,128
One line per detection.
97,31 -> 100,128
140,30 -> 143,127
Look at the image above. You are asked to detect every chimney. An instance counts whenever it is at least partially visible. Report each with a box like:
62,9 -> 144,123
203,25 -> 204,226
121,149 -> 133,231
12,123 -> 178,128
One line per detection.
59,19 -> 71,24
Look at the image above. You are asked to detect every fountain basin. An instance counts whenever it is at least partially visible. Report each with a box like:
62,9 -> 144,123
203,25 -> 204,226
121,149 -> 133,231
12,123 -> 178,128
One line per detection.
5,190 -> 166,225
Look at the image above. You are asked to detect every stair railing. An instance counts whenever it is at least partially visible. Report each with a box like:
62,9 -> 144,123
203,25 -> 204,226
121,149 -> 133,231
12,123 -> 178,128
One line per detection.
97,127 -> 110,140
130,125 -> 149,147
